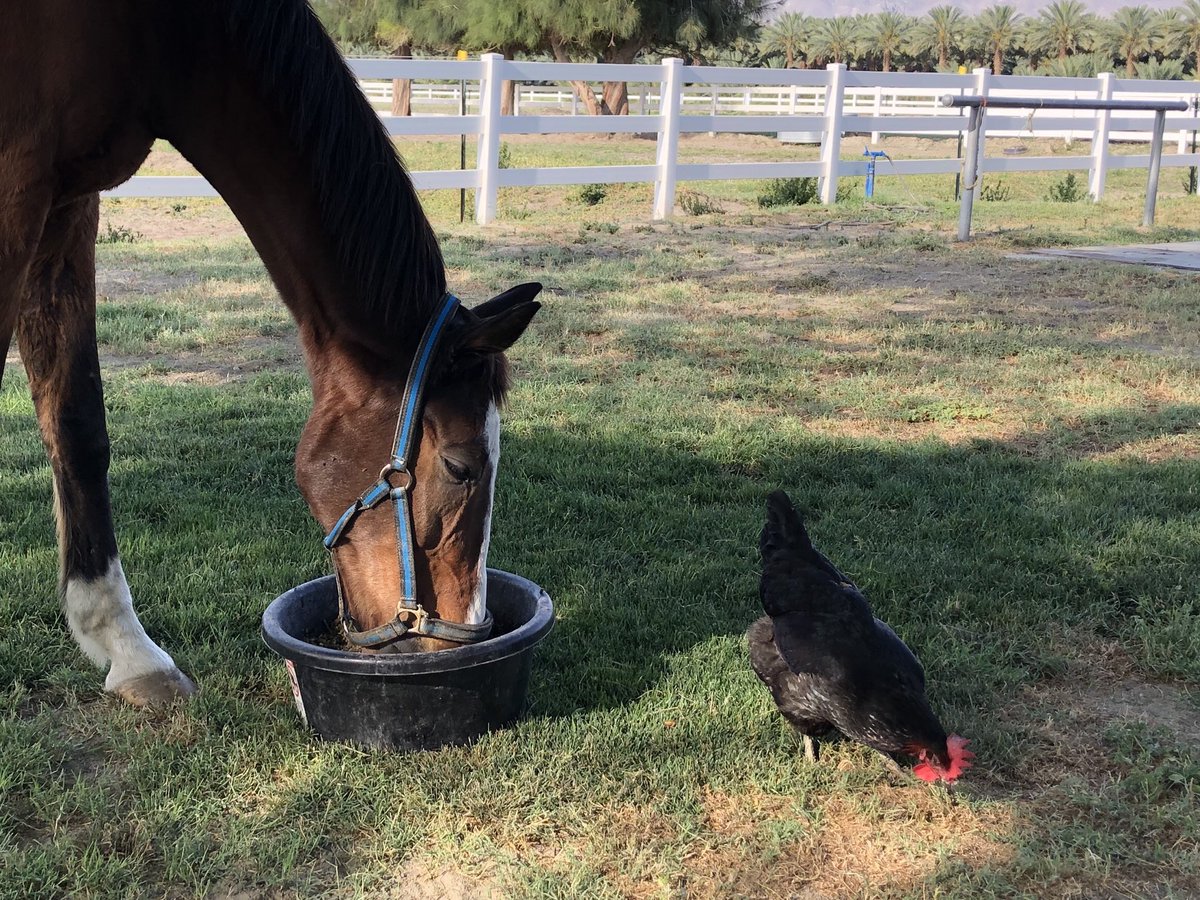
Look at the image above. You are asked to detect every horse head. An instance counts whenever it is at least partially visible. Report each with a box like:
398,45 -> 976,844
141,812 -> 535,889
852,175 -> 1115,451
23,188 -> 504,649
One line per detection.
295,283 -> 542,652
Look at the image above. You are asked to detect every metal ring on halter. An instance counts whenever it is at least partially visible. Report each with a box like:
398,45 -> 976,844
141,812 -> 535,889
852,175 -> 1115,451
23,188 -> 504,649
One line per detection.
378,462 -> 413,492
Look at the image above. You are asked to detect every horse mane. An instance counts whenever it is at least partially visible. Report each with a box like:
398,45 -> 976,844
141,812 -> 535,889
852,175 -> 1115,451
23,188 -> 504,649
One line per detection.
223,0 -> 446,349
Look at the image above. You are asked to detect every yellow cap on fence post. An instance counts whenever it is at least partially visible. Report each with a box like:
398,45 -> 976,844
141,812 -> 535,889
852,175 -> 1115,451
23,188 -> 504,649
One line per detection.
456,50 -> 468,61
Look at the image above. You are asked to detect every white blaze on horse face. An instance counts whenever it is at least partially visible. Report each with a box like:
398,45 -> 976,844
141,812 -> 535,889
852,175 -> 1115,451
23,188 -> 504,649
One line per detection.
63,557 -> 179,690
469,401 -> 500,625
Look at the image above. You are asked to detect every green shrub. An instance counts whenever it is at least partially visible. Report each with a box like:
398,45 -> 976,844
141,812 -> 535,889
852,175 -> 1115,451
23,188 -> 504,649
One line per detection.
757,177 -> 818,208
575,183 -> 607,206
97,223 -> 142,244
679,190 -> 725,216
1046,173 -> 1085,203
980,179 -> 1011,202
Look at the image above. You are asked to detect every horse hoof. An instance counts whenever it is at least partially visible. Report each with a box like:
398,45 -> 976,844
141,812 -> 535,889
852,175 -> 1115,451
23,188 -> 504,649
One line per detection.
110,669 -> 198,707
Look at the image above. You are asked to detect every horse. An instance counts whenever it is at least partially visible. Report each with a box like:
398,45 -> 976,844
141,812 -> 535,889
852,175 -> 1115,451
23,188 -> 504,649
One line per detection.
0,1 -> 540,705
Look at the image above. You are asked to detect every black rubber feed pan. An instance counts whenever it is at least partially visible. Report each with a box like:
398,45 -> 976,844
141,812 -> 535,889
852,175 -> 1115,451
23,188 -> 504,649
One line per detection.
261,569 -> 553,750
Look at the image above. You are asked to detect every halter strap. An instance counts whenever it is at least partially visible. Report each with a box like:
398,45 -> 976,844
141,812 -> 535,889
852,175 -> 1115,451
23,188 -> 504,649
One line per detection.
322,293 -> 494,648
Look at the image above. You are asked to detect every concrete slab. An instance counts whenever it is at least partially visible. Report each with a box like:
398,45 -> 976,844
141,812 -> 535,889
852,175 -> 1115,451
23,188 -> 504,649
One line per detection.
1015,241 -> 1200,271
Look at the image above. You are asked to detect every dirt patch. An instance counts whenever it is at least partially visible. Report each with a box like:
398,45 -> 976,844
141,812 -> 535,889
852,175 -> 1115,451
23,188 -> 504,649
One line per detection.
1028,642 -> 1200,751
97,265 -> 201,298
1083,679 -> 1200,739
367,861 -> 500,900
93,341 -> 300,384
679,787 -> 1016,900
101,198 -> 244,242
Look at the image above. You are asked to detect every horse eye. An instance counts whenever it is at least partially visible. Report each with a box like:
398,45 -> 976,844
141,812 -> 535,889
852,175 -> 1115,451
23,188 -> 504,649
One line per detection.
442,457 -> 474,483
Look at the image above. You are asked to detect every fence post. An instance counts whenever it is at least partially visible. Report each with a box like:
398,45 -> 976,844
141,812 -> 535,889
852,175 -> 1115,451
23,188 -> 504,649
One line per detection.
653,57 -> 684,220
1089,72 -> 1114,201
871,85 -> 883,144
956,105 -> 984,241
475,52 -> 503,225
970,67 -> 991,203
818,63 -> 846,205
1144,109 -> 1167,226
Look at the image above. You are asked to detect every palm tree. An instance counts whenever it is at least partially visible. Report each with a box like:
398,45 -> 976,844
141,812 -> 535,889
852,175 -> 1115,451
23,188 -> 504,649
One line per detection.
813,16 -> 861,66
1135,57 -> 1186,79
1175,0 -> 1200,77
1100,7 -> 1159,76
865,12 -> 914,72
972,4 -> 1023,74
914,6 -> 966,69
1028,0 -> 1095,61
765,12 -> 812,68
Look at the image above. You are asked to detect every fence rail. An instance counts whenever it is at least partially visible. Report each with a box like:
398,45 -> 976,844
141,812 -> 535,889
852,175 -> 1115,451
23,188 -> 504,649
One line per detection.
106,57 -> 1200,224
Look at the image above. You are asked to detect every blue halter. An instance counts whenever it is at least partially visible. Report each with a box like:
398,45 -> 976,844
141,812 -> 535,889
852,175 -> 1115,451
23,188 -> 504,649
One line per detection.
321,293 -> 495,648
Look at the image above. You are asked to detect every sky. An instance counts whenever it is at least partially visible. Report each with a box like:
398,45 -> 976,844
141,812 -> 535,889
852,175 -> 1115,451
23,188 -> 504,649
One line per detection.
775,0 -> 1182,15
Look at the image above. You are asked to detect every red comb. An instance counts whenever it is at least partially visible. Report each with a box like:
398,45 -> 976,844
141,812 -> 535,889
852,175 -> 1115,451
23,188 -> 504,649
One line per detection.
912,735 -> 974,784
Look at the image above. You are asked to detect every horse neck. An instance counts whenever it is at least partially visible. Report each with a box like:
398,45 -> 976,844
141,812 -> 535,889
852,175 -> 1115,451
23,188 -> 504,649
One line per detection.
151,2 -> 445,368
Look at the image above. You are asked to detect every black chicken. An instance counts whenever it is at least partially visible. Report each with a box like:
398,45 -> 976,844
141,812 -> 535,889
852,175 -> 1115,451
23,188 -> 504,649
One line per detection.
748,490 -> 972,783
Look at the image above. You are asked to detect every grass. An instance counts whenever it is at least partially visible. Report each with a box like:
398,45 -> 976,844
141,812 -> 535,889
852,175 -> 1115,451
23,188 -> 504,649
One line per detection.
3,147 -> 1200,897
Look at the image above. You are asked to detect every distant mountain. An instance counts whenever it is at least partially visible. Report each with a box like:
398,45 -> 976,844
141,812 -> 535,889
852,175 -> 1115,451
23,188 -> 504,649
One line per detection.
775,0 -> 1179,14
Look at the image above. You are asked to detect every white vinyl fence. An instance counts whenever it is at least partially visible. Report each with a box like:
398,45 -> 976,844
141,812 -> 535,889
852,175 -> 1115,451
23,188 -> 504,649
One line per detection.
107,57 -> 1200,224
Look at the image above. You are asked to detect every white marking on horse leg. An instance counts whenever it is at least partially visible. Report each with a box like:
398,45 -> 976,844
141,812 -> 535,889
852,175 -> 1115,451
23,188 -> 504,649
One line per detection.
468,401 -> 500,625
63,557 -> 178,690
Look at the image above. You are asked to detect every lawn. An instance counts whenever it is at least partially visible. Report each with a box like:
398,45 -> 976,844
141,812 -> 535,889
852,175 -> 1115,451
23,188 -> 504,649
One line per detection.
2,135 -> 1200,898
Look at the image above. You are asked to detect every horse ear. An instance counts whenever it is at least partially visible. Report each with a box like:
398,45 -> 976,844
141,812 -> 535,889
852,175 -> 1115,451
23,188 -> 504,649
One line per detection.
469,282 -> 543,320
461,300 -> 541,354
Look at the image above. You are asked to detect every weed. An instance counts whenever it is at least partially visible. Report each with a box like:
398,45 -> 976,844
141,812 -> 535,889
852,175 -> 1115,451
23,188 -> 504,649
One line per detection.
678,190 -> 725,216
903,401 -> 993,423
905,231 -> 947,252
498,142 -> 513,169
980,179 -> 1011,202
583,221 -> 618,234
575,183 -> 607,206
836,179 -> 861,203
97,223 -> 142,245
757,177 -> 817,208
1047,172 -> 1086,203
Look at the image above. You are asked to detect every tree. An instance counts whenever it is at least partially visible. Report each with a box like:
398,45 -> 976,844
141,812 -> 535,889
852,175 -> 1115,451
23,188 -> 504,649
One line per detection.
1025,0 -> 1094,61
972,5 -> 1022,74
1136,57 -> 1186,79
375,19 -> 414,116
455,0 -> 774,115
314,0 -> 384,48
864,12 -> 914,72
764,12 -> 812,68
372,1 -> 465,114
1166,1 -> 1200,77
1100,6 -> 1158,77
812,16 -> 861,66
914,6 -> 966,70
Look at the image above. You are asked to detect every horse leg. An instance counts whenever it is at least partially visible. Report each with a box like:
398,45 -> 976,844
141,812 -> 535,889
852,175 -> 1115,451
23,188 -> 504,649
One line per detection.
0,185 -> 51,387
18,194 -> 196,705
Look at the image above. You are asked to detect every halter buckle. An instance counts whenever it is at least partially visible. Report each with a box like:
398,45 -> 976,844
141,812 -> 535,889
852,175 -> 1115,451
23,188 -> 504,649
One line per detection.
396,604 -> 429,632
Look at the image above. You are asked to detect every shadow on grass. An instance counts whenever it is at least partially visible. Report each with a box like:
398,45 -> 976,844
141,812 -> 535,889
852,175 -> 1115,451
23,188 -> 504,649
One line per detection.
2,379 -> 1198,708
499,404 -> 1200,723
